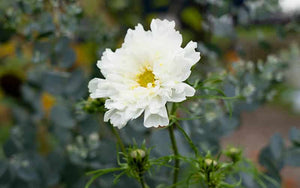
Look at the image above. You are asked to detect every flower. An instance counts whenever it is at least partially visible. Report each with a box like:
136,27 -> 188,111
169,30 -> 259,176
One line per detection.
88,19 -> 200,128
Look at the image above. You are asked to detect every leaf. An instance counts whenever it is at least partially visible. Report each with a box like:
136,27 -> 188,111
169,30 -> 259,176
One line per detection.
57,48 -> 76,68
259,134 -> 285,176
85,168 -> 123,188
3,138 -> 20,157
32,41 -> 51,63
200,86 -> 226,96
0,161 -> 8,177
53,37 -> 76,68
289,127 -> 300,146
50,105 -> 75,128
64,69 -> 87,99
269,133 -> 285,160
192,95 -> 243,100
43,71 -> 68,96
78,115 -> 99,136
284,148 -> 300,167
181,7 -> 202,31
16,165 -> 39,182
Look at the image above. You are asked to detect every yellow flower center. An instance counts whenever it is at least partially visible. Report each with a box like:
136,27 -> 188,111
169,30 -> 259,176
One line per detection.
136,69 -> 155,87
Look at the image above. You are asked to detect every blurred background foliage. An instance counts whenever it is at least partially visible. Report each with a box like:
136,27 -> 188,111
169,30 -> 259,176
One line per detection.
0,0 -> 299,187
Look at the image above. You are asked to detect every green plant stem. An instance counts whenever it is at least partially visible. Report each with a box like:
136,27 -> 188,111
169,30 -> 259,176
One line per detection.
168,125 -> 179,187
176,123 -> 198,157
110,124 -> 126,153
138,172 -> 147,188
207,171 -> 212,188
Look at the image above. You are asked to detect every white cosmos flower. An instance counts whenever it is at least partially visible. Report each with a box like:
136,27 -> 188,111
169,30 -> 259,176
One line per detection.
88,19 -> 200,129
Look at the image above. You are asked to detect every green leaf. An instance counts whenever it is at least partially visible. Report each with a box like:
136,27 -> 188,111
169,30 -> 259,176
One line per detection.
85,168 -> 123,188
289,127 -> 300,146
269,133 -> 285,160
181,7 -> 202,31
284,148 -> 300,167
53,37 -> 76,68
50,105 -> 75,128
0,161 -> 8,177
43,71 -> 68,95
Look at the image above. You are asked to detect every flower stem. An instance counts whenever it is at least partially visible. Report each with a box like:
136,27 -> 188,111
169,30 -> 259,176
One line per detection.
110,124 -> 126,153
168,125 -> 179,187
138,172 -> 147,188
176,123 -> 198,157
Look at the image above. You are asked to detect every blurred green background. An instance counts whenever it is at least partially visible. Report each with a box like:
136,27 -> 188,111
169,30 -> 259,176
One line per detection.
0,0 -> 299,187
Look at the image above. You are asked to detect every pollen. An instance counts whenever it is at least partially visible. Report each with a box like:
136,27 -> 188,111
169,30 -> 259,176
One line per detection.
136,69 -> 156,87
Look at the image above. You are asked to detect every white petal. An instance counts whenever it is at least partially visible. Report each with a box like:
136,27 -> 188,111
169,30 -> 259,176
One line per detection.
169,83 -> 195,102
105,99 -> 125,110
131,108 -> 144,119
104,109 -> 115,122
89,79 -> 116,99
97,48 -> 128,78
88,78 -> 100,94
148,96 -> 166,114
123,24 -> 147,47
182,83 -> 196,97
97,49 -> 115,77
150,19 -> 175,32
184,41 -> 200,66
144,106 -> 169,128
150,19 -> 182,47
104,109 -> 128,129
172,55 -> 192,82
104,107 -> 144,129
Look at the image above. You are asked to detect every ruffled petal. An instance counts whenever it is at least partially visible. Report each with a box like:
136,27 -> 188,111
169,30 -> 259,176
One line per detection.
150,19 -> 182,48
183,41 -> 201,66
144,106 -> 169,128
104,109 -> 127,129
89,78 -> 116,99
123,24 -> 148,47
88,78 -> 100,94
104,107 -> 144,129
169,83 -> 195,102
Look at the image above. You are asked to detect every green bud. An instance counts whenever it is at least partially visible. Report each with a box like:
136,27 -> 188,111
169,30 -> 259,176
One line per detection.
199,157 -> 219,173
130,149 -> 146,159
204,158 -> 217,166
126,147 -> 150,179
79,98 -> 105,113
228,147 -> 239,154
225,147 -> 242,163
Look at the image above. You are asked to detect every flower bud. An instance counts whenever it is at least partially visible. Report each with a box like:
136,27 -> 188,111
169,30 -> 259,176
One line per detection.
225,147 -> 242,163
204,158 -> 217,166
200,158 -> 219,173
130,149 -> 146,159
79,98 -> 105,113
126,148 -> 150,179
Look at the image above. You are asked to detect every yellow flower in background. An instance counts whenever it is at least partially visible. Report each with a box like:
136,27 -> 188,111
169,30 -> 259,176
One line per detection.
88,19 -> 200,129
0,41 -> 15,58
41,92 -> 56,116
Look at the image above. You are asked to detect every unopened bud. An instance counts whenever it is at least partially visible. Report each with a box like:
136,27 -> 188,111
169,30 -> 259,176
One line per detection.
204,159 -> 217,166
130,149 -> 146,159
226,147 -> 242,163
229,147 -> 239,154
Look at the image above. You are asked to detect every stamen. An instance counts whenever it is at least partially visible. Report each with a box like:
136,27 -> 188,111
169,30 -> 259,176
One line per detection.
136,69 -> 155,87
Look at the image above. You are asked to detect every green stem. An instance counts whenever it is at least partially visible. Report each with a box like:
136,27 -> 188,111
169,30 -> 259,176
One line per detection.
168,125 -> 179,187
110,124 -> 126,153
176,123 -> 198,157
207,171 -> 211,188
138,172 -> 147,188
167,103 -> 180,187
